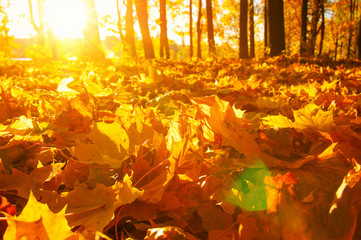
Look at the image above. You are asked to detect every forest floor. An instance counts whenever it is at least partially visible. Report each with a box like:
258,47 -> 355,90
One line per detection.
0,56 -> 361,239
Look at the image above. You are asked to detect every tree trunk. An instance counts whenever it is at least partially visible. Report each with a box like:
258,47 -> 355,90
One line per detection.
249,0 -> 255,58
28,0 -> 45,45
125,0 -> 137,57
46,24 -> 58,59
190,0 -> 193,57
264,0 -> 268,54
318,2 -> 325,58
308,0 -> 322,56
159,0 -> 170,59
116,0 -> 126,45
134,0 -> 155,58
347,0 -> 355,59
206,0 -> 215,56
82,0 -> 105,61
335,36 -> 338,61
239,0 -> 248,58
266,0 -> 286,56
197,0 -> 202,58
300,0 -> 308,56
357,18 -> 361,60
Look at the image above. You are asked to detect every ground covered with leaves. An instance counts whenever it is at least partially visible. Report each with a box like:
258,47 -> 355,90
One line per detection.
1,56 -> 361,239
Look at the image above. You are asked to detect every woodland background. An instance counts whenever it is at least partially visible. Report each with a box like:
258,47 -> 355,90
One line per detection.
0,0 -> 361,61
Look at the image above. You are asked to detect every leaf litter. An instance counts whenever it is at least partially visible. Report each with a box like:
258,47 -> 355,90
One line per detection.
0,57 -> 361,239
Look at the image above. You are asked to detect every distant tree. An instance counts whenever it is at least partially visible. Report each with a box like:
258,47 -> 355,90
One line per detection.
357,17 -> 361,60
28,0 -> 45,46
318,2 -> 325,58
239,0 -> 248,58
159,0 -> 170,59
300,0 -> 308,56
197,0 -> 202,58
116,0 -> 126,44
308,0 -> 322,56
265,0 -> 286,56
125,0 -> 137,57
134,0 -> 155,58
249,0 -> 255,58
82,0 -> 105,61
206,0 -> 215,56
189,0 -> 193,57
347,0 -> 357,59
28,0 -> 57,59
0,2 -> 12,57
264,0 -> 268,53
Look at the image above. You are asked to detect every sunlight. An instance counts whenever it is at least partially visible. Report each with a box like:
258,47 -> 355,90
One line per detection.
44,0 -> 86,39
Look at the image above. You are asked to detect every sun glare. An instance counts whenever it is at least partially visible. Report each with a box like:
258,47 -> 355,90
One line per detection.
44,0 -> 86,39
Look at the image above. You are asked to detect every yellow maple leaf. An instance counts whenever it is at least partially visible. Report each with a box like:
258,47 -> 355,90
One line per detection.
262,114 -> 294,129
65,183 -> 116,231
293,102 -> 334,131
4,191 -> 76,240
71,121 -> 129,168
113,174 -> 144,210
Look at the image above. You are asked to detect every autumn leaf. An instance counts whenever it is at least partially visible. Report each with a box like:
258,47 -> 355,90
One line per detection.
262,114 -> 294,129
144,226 -> 198,240
71,121 -> 129,168
192,95 -> 289,167
293,102 -> 334,131
65,183 -> 116,231
4,191 -> 76,240
113,174 -> 144,210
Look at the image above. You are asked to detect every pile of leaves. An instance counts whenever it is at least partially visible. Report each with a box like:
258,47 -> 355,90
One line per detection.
1,56 -> 361,239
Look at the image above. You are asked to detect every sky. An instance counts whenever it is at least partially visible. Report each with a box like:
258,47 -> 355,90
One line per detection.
5,0 -> 179,42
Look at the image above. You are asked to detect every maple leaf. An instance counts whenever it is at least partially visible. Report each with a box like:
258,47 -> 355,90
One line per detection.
65,183 -> 116,231
50,98 -> 92,134
263,102 -> 334,132
113,174 -> 144,210
227,161 -> 271,212
293,102 -> 334,131
4,191 -> 76,240
0,168 -> 32,198
262,114 -> 294,129
192,95 -> 288,167
71,121 -> 129,168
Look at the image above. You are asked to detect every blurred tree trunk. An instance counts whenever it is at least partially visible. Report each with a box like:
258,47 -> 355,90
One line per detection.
264,0 -> 268,54
206,0 -> 215,56
82,0 -> 105,61
357,18 -> 361,60
116,0 -> 126,45
300,0 -> 308,56
239,0 -> 248,58
134,0 -> 155,58
308,0 -> 322,56
318,2 -> 325,58
265,0 -> 286,56
249,0 -> 255,58
46,25 -> 58,59
347,0 -> 356,59
197,0 -> 202,58
28,0 -> 58,59
190,0 -> 193,57
125,0 -> 137,57
159,0 -> 170,59
28,0 -> 45,45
